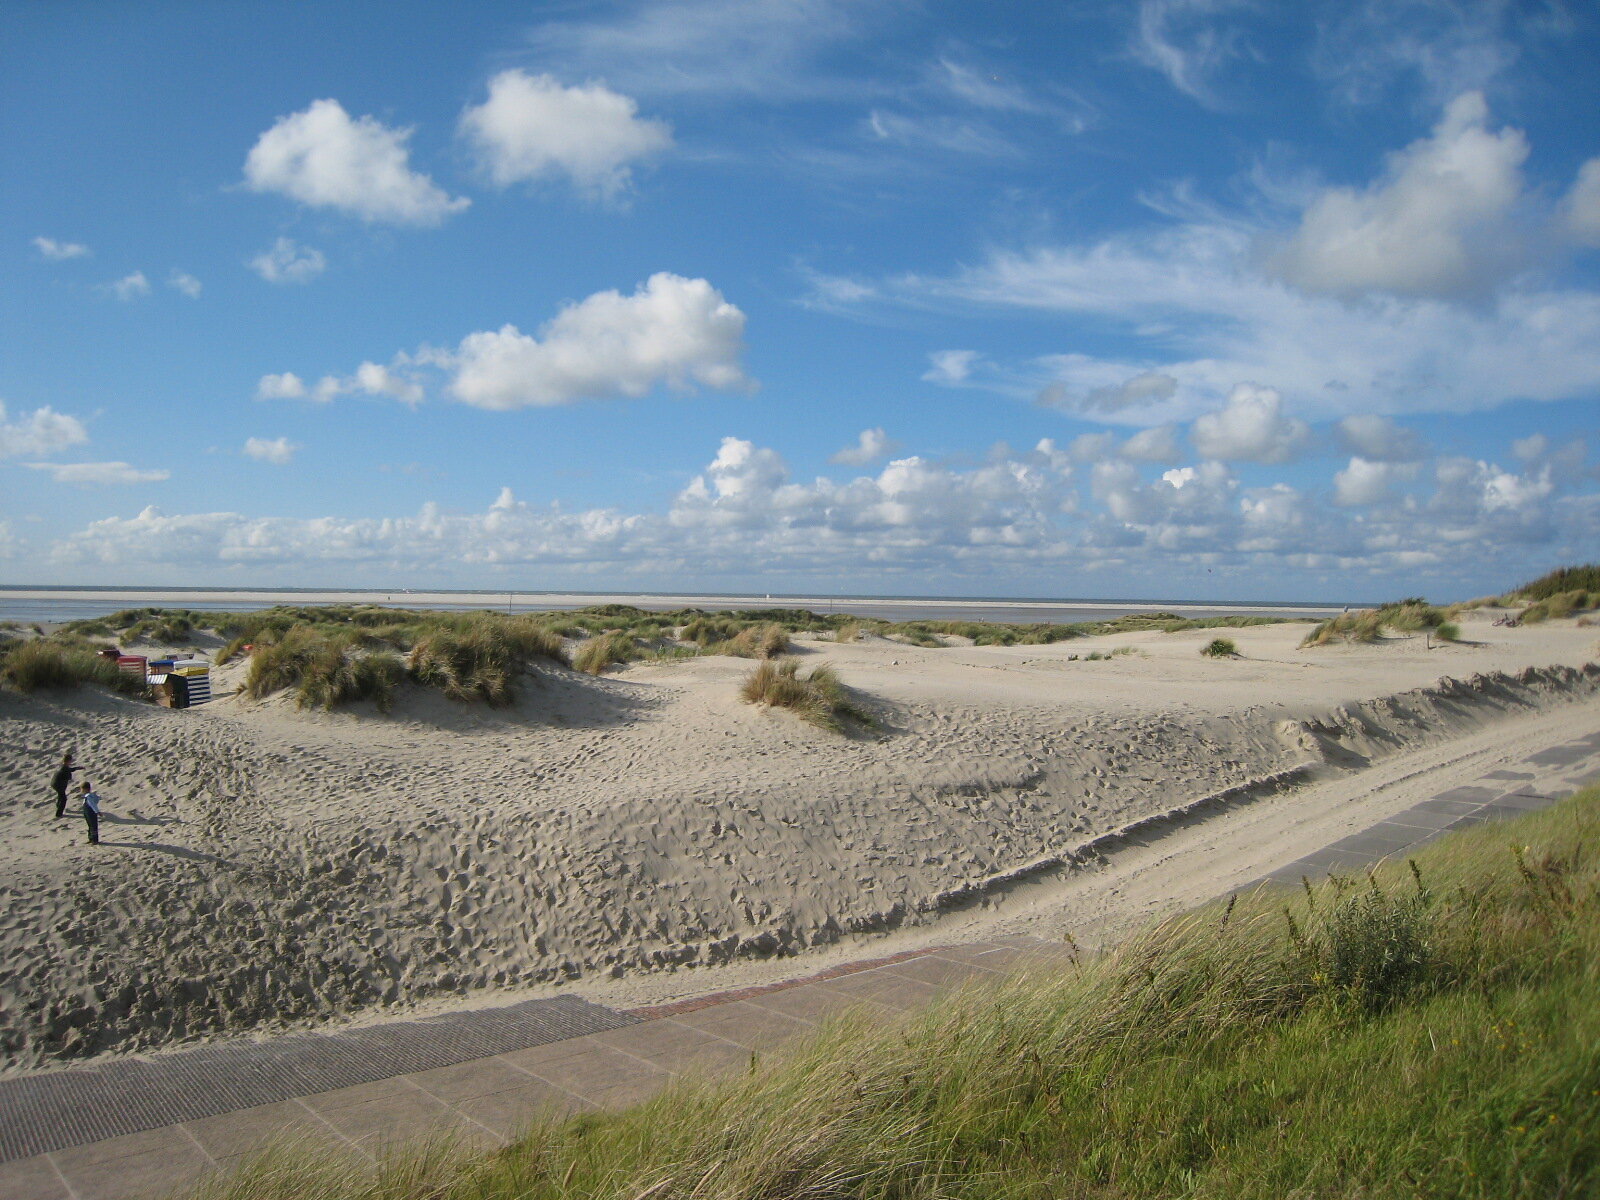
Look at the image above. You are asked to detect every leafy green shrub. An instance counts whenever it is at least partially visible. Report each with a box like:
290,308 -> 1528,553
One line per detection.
1434,622 -> 1460,642
573,632 -> 640,675
740,657 -> 869,731
1306,883 -> 1431,1012
1201,637 -> 1237,658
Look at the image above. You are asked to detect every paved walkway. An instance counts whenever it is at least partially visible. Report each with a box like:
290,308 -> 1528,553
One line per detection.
4,730 -> 1598,1200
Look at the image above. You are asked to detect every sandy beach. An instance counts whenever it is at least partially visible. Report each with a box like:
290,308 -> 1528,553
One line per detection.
1,606 -> 1597,1074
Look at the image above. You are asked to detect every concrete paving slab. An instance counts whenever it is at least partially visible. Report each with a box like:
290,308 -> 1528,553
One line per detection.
408,1058 -> 545,1105
521,1044 -> 673,1101
1379,809 -> 1459,832
1490,792 -> 1557,810
584,1074 -> 675,1112
452,1082 -> 594,1140
669,1001 -> 814,1053
299,1076 -> 419,1114
815,969 -> 943,1012
314,1085 -> 492,1156
1411,797 -> 1486,814
919,941 -> 1009,963
498,1035 -> 606,1074
1429,786 -> 1500,803
882,954 -> 1003,989
181,1099 -> 342,1162
51,1143 -> 216,1200
741,983 -> 896,1026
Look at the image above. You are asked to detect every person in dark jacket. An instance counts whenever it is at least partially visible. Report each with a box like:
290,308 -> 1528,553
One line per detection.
50,752 -> 78,819
79,781 -> 101,845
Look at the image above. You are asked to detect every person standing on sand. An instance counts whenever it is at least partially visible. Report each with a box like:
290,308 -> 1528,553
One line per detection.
50,752 -> 78,819
79,781 -> 101,845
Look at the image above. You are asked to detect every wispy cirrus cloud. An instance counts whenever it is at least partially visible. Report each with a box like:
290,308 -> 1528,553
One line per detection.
25,461 -> 170,486
33,236 -> 90,261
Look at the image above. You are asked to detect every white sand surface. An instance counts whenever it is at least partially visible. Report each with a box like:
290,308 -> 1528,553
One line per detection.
0,608 -> 1596,1072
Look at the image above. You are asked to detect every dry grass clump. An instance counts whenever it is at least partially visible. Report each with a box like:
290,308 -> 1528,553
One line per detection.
573,632 -> 640,674
726,621 -> 790,658
1201,637 -> 1238,658
832,620 -> 862,643
740,656 -> 869,731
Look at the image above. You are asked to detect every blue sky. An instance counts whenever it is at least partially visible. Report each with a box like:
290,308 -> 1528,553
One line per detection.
3,0 -> 1598,602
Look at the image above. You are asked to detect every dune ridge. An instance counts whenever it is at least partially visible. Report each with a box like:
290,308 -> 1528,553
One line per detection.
0,618 -> 1597,1072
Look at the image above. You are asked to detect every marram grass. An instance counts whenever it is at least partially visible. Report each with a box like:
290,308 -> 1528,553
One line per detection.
184,787 -> 1600,1200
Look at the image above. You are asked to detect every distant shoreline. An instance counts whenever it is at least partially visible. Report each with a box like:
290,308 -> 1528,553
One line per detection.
0,586 -> 1349,624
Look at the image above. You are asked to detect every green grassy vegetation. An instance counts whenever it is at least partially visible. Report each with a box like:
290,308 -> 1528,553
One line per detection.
739,656 -> 870,731
0,638 -> 146,696
1453,567 -> 1600,618
1201,636 -> 1238,657
573,631 -> 641,675
243,629 -> 408,714
1301,599 -> 1451,647
886,611 -> 1296,649
239,614 -> 567,710
189,788 -> 1600,1200
1076,645 -> 1141,662
1517,564 -> 1600,600
1434,622 -> 1461,642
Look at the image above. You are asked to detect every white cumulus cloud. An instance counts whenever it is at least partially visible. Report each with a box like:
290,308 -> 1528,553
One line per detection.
1564,157 -> 1600,248
1336,414 -> 1424,461
831,427 -> 900,466
168,270 -> 202,298
243,98 -> 469,226
459,70 -> 672,200
24,461 -> 170,486
255,372 -> 308,401
922,350 -> 980,384
450,273 -> 750,409
243,436 -> 298,465
1119,424 -> 1182,463
1270,92 -> 1528,298
0,402 -> 89,457
1190,384 -> 1310,463
33,236 -> 90,260
250,238 -> 327,284
107,271 -> 150,301
1333,457 -> 1419,506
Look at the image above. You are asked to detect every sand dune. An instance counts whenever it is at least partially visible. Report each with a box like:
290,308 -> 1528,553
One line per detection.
0,610 -> 1596,1072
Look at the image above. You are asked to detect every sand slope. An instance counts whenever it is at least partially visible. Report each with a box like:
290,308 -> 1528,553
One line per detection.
1,611 -> 1596,1071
